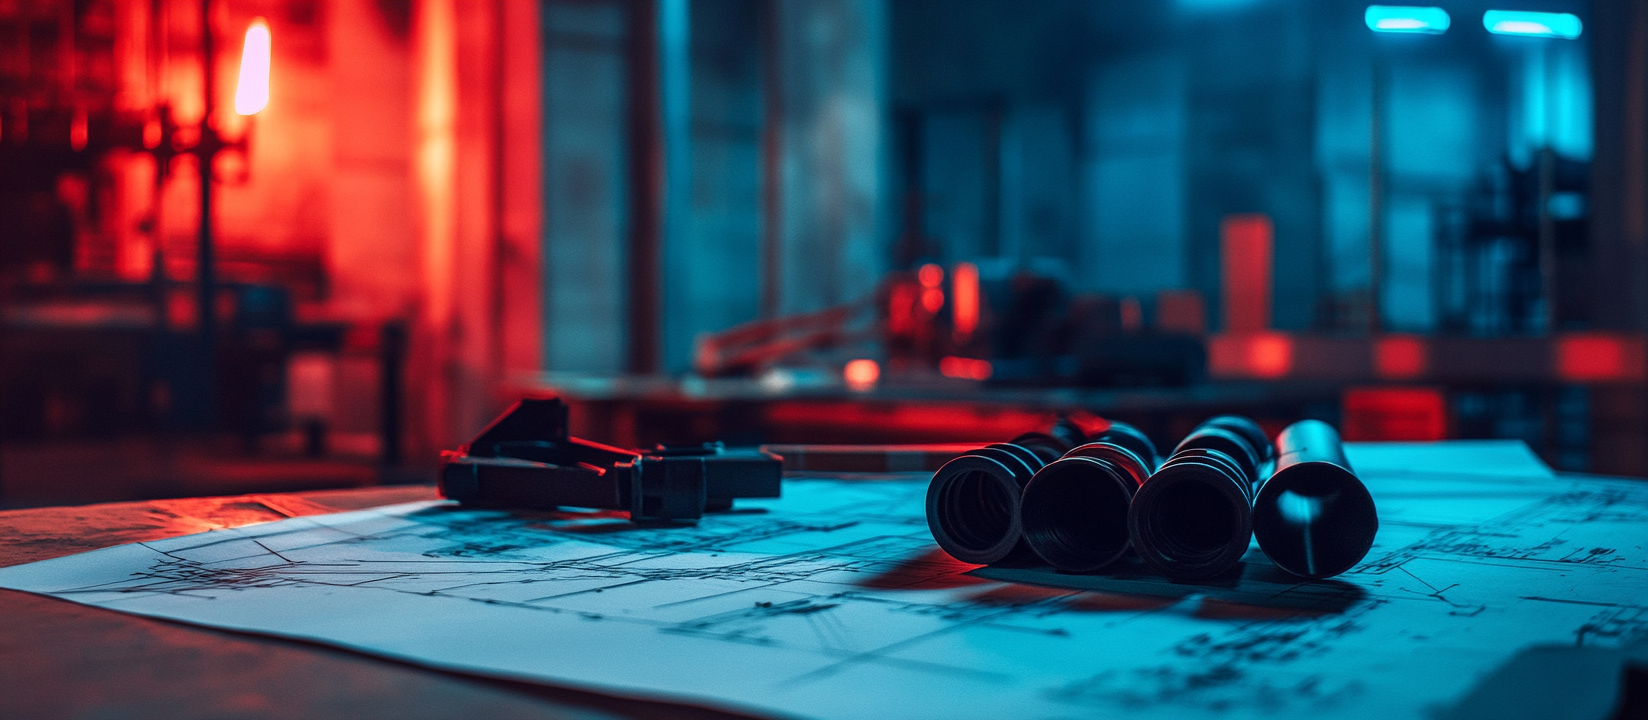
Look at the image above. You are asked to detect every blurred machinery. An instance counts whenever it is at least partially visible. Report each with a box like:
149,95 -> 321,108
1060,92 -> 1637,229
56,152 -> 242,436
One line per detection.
0,1 -> 402,505
1,0 -> 279,440
692,262 -> 1207,389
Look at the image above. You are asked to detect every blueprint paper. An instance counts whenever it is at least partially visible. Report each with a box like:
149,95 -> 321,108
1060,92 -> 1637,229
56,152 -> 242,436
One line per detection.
1,443 -> 1645,720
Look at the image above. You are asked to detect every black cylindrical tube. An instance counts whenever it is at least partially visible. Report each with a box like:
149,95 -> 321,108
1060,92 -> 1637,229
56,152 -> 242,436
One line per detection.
1019,441 -> 1153,572
1202,415 -> 1274,463
1171,424 -> 1262,485
1092,420 -> 1159,471
1128,416 -> 1268,580
1252,420 -> 1378,579
1011,431 -> 1077,464
927,442 -> 1047,564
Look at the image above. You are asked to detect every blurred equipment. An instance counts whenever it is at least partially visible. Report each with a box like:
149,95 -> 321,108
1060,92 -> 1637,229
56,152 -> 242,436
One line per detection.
881,263 -> 1208,387
439,398 -> 781,522
0,0 -> 271,436
1252,420 -> 1378,579
693,301 -> 874,378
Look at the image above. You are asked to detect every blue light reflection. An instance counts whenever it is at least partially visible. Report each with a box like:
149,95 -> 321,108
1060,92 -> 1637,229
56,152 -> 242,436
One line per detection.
1484,10 -> 1582,40
1365,5 -> 1451,34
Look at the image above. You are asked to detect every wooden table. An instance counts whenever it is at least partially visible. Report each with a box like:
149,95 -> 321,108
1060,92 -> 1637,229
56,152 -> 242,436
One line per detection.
0,486 -> 758,720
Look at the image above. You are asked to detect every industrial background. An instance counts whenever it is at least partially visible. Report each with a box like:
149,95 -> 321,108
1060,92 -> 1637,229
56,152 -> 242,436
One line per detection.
1,0 -> 1644,507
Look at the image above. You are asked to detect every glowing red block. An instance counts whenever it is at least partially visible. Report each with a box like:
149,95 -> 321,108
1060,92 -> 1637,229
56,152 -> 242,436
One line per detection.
1221,214 -> 1273,334
1209,332 -> 1293,379
939,356 -> 992,381
1342,387 -> 1446,441
952,262 -> 979,342
1374,335 -> 1427,380
1557,333 -> 1644,382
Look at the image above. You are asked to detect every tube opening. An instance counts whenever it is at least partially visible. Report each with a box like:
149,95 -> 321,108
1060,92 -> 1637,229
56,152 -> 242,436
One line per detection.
1253,464 -> 1378,578
1022,463 -> 1131,569
1148,480 -> 1239,562
938,470 -> 1016,553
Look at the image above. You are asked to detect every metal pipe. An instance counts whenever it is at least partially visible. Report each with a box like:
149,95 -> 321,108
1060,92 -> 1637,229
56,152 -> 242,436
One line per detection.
625,0 -> 663,374
1094,419 -> 1159,470
926,442 -> 1047,564
1200,415 -> 1273,463
380,321 -> 406,468
1369,48 -> 1385,333
1252,420 -> 1378,579
1019,440 -> 1152,572
1127,417 -> 1268,580
759,0 -> 782,318
197,0 -> 217,414
1169,422 -> 1262,485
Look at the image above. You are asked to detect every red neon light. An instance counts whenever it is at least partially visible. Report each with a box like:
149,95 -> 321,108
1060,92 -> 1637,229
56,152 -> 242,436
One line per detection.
843,359 -> 880,390
763,402 -> 1053,443
921,288 -> 944,314
1247,332 -> 1292,378
1210,333 -> 1292,379
1374,335 -> 1426,379
235,19 -> 272,115
918,263 -> 944,288
1221,214 -> 1273,333
939,356 -> 992,381
952,262 -> 979,342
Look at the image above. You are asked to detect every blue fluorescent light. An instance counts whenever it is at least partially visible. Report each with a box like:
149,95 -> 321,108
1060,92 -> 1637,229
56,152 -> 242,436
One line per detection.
1365,6 -> 1450,34
1484,10 -> 1582,39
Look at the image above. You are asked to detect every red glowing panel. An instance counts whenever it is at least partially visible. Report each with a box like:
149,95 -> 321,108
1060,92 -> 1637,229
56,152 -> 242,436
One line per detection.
1556,334 -> 1643,382
235,19 -> 272,116
918,263 -> 944,288
952,262 -> 979,342
1221,214 -> 1273,334
70,110 -> 87,151
1374,335 -> 1427,379
939,356 -> 992,381
1208,333 -> 1292,378
1342,387 -> 1447,441
887,283 -> 916,333
843,359 -> 880,390
764,402 -> 1053,443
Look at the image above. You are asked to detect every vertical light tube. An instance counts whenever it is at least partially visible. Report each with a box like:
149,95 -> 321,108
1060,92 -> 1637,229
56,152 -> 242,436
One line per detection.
234,18 -> 271,115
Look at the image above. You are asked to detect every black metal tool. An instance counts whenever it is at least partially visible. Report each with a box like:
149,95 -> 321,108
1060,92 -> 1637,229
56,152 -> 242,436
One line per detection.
1127,416 -> 1272,580
438,398 -> 782,522
1252,420 -> 1378,579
